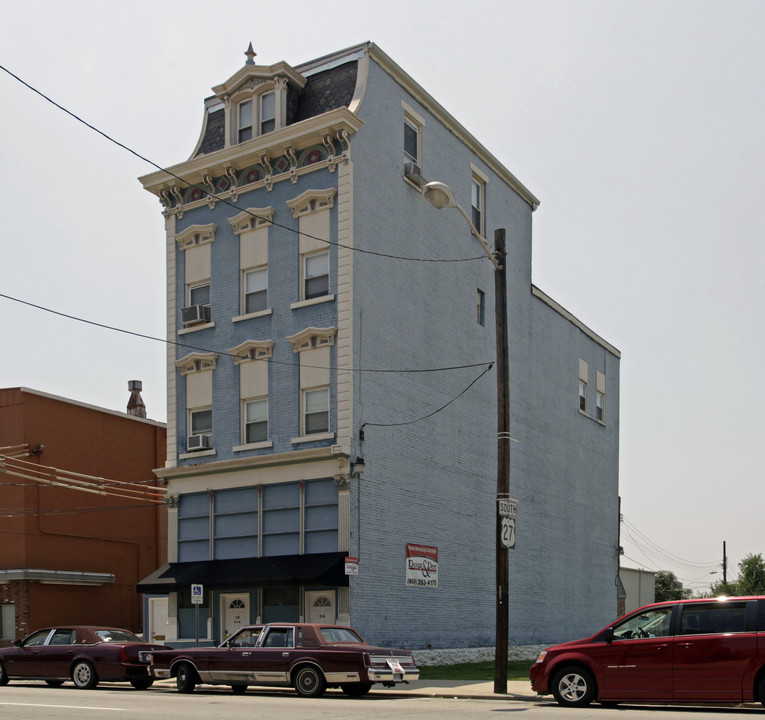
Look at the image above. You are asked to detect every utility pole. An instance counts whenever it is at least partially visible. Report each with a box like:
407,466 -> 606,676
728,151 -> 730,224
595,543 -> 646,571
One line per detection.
723,541 -> 728,584
494,228 -> 510,694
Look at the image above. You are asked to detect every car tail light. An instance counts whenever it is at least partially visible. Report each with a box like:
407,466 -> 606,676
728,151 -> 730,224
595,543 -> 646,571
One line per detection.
118,647 -> 130,663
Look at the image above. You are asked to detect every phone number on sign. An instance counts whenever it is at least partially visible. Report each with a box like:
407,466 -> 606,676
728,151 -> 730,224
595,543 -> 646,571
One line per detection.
407,578 -> 438,587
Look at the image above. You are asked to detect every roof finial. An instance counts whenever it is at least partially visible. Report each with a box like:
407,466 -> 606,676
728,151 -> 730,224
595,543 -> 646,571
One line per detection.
245,42 -> 257,65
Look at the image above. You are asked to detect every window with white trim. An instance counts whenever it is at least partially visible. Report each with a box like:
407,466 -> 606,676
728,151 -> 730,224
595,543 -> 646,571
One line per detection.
189,282 -> 210,308
244,398 -> 268,444
190,408 -> 212,437
471,175 -> 485,236
238,99 -> 253,143
304,387 -> 329,435
304,252 -> 329,300
244,267 -> 267,314
260,92 -> 275,134
404,116 -> 420,164
579,359 -> 588,413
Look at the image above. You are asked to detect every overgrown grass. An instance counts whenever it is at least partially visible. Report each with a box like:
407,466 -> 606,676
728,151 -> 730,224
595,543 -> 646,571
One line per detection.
418,660 -> 532,682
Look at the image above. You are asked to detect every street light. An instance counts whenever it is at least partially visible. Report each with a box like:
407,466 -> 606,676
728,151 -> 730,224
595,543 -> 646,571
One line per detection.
422,181 -> 511,694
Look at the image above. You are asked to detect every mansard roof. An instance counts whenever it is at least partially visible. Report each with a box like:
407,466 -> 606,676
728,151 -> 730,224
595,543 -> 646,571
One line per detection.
193,54 -> 359,158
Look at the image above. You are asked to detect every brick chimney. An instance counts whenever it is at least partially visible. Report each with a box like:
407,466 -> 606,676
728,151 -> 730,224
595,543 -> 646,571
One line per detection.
127,380 -> 147,418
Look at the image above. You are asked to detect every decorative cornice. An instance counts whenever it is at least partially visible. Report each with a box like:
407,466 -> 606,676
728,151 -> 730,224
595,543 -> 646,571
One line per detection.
286,188 -> 336,218
139,108 -> 363,195
175,352 -> 218,375
228,207 -> 275,235
175,223 -> 217,251
212,61 -> 307,98
287,327 -> 337,353
229,340 -> 275,365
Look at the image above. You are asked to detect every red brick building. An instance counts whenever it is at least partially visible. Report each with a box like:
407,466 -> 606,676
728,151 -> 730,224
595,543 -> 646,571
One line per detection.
0,387 -> 166,643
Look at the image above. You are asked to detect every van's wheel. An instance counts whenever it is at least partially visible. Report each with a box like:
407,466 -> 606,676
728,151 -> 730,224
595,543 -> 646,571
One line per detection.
72,660 -> 99,689
551,666 -> 596,708
176,662 -> 197,693
293,665 -> 326,698
758,675 -> 765,708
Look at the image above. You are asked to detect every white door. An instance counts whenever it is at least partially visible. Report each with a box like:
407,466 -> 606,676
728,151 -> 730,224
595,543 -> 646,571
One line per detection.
306,591 -> 336,623
148,597 -> 168,644
221,594 -> 250,639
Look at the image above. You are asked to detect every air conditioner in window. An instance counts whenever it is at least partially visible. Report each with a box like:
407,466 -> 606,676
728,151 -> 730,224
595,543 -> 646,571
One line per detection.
187,434 -> 212,452
404,162 -> 427,187
181,304 -> 211,325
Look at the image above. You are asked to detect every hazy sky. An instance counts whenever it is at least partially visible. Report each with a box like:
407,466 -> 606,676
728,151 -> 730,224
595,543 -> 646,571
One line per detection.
2,0 -> 763,594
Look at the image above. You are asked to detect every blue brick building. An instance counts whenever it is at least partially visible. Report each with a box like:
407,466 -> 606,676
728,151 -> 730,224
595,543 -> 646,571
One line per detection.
137,42 -> 620,652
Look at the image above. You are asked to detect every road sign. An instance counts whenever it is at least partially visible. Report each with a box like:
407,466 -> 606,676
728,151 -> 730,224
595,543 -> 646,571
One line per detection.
501,517 -> 516,549
498,497 -> 518,518
191,583 -> 204,604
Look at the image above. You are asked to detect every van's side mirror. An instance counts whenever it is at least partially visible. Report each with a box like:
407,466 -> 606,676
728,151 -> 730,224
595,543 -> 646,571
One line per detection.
604,627 -> 614,643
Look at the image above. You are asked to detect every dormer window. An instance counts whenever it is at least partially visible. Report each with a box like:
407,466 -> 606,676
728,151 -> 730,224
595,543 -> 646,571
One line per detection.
211,50 -> 307,149
238,100 -> 253,143
260,92 -> 275,134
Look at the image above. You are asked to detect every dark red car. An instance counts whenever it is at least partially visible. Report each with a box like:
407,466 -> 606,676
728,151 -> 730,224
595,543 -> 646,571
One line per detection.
0,626 -> 165,689
530,596 -> 765,708
147,623 -> 419,697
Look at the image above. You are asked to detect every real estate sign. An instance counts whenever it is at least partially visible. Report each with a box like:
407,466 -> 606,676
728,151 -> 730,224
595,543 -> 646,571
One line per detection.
405,543 -> 438,588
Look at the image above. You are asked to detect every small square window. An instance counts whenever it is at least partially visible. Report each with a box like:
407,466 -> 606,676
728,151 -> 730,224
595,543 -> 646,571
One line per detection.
304,388 -> 329,435
579,381 -> 587,413
244,268 -> 267,314
245,399 -> 268,444
238,100 -> 253,143
304,252 -> 329,300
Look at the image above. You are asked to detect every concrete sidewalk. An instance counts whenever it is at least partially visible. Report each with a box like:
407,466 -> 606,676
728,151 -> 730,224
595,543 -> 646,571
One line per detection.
374,678 -> 538,701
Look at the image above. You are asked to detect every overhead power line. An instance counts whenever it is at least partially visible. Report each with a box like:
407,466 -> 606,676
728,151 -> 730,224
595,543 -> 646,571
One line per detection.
0,62 -> 488,265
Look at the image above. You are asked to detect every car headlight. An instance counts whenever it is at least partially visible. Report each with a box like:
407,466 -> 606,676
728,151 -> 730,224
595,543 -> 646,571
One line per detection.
534,650 -> 547,664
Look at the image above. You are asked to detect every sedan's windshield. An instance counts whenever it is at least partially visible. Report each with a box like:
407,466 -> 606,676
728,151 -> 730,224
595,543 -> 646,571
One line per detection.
95,629 -> 143,643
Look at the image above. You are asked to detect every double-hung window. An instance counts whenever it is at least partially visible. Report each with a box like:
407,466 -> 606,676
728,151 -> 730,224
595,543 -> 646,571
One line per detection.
304,388 -> 329,435
244,267 -> 267,314
260,92 -> 276,134
238,100 -> 253,143
304,252 -> 329,300
471,175 -> 485,236
579,380 -> 587,413
244,398 -> 268,444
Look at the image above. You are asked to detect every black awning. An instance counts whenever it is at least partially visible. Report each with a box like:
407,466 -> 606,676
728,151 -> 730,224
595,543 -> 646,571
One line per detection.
137,552 -> 349,593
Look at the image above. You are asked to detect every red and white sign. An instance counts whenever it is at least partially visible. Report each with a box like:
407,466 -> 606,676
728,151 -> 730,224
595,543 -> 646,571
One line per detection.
405,543 -> 438,588
344,556 -> 359,575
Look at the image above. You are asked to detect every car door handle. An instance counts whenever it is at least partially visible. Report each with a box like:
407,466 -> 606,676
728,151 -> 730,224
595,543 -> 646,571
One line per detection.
678,642 -> 694,648
241,652 -> 251,656
282,652 -> 290,657
653,644 -> 669,651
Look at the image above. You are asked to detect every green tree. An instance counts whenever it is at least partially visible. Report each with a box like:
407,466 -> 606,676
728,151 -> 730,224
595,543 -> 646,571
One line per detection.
712,553 -> 765,596
655,570 -> 692,602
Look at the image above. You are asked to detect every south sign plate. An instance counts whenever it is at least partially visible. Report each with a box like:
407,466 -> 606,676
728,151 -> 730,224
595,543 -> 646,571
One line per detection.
498,498 -> 519,518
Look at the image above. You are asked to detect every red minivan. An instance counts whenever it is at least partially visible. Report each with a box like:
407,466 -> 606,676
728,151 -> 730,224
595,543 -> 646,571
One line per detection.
530,596 -> 765,708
